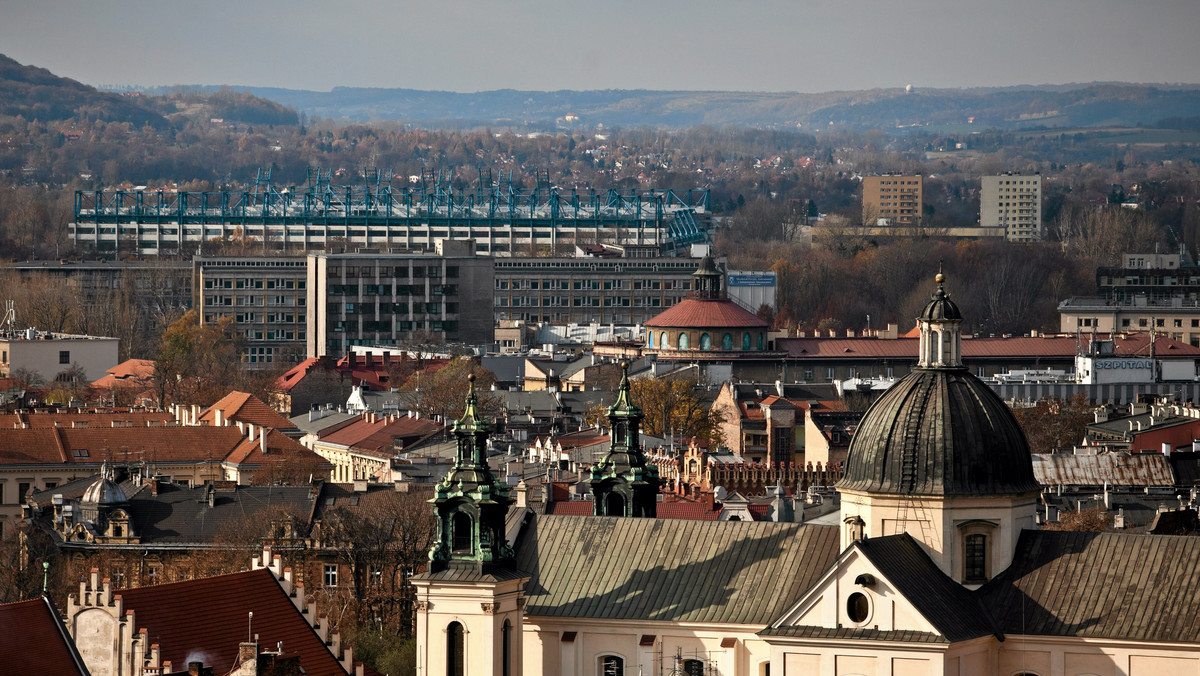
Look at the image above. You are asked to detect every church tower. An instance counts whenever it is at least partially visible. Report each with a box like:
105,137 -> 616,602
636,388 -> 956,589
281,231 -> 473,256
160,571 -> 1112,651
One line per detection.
414,375 -> 528,676
590,361 -> 662,517
837,273 -> 1040,586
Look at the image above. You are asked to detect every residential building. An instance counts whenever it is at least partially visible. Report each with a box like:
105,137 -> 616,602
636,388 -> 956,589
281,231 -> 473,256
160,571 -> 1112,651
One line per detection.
981,172 -> 1043,241
710,381 -> 843,464
0,328 -> 118,383
307,241 -> 495,358
193,256 -> 309,367
862,174 -> 923,227
309,412 -> 445,483
1059,296 -> 1200,346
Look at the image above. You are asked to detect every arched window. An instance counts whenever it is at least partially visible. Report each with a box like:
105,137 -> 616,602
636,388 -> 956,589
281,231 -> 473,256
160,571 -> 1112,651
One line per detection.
451,512 -> 472,553
964,533 -> 987,583
660,332 -> 668,350
502,619 -> 513,676
600,655 -> 624,676
605,492 -> 625,516
722,333 -> 733,350
447,622 -> 465,676
647,332 -> 654,349
757,333 -> 764,350
682,659 -> 705,676
699,333 -> 711,350
677,333 -> 688,350
742,332 -> 751,350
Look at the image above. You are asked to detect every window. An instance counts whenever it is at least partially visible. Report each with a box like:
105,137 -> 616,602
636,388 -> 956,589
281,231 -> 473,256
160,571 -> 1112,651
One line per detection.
965,533 -> 987,582
452,512 -> 473,553
647,332 -> 654,349
447,622 -> 465,676
742,332 -> 751,350
699,333 -> 711,350
682,659 -> 705,676
324,564 -> 338,587
722,333 -> 733,350
17,482 -> 29,504
600,655 -> 624,676
147,565 -> 161,585
677,333 -> 688,350
502,619 -> 513,676
846,591 -> 870,623
59,350 -> 70,364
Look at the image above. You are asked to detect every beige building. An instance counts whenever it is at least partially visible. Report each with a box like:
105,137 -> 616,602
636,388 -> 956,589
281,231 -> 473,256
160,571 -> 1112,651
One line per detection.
1059,296 -> 1200,346
982,173 -> 1043,242
0,329 -> 118,383
862,175 -> 923,227
194,256 -> 309,367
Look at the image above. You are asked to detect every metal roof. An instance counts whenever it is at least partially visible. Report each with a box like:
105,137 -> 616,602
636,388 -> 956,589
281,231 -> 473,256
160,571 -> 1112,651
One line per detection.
1032,452 -> 1175,487
515,515 -> 839,625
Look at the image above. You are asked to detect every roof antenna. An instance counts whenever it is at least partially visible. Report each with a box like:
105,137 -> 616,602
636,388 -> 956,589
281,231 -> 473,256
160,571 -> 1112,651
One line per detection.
248,611 -> 254,643
41,561 -> 49,594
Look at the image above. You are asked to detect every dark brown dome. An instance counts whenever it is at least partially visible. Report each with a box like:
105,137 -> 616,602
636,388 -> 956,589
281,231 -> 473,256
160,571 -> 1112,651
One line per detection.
838,368 -> 1039,496
919,274 -> 962,322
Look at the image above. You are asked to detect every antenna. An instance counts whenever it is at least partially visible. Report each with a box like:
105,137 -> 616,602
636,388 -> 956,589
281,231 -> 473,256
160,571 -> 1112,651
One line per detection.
248,611 -> 254,643
3,300 -> 14,332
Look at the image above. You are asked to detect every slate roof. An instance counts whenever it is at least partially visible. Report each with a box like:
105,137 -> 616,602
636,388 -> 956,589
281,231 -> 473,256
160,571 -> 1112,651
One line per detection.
515,515 -> 839,624
758,626 -> 946,643
0,596 -> 90,675
645,298 -> 768,330
856,534 -> 1000,642
839,368 -> 1040,496
980,530 -> 1200,643
115,568 -> 350,676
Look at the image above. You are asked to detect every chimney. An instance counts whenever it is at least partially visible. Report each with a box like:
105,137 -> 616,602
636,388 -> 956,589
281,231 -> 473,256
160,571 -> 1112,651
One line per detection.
515,479 -> 528,508
189,662 -> 203,676
260,430 -> 268,454
238,642 -> 258,672
215,409 -> 224,426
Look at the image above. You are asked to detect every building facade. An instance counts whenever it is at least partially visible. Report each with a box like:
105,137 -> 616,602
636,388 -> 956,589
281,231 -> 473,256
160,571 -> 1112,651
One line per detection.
862,175 -> 923,227
194,256 -> 309,367
307,241 -> 495,358
981,173 -> 1043,242
0,329 -> 119,383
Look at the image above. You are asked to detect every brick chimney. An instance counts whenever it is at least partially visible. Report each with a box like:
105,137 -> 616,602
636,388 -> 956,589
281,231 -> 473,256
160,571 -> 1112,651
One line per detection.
188,662 -> 203,676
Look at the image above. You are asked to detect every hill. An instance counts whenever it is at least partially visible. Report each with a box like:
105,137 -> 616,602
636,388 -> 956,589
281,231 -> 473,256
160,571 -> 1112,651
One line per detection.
0,54 -> 166,128
179,83 -> 1200,131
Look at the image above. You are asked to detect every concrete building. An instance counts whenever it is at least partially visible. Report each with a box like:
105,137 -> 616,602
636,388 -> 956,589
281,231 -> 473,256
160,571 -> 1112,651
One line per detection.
981,173 -> 1043,242
862,175 -> 923,227
0,328 -> 118,383
307,240 -> 495,358
492,253 -> 705,325
193,256 -> 309,367
1059,296 -> 1200,346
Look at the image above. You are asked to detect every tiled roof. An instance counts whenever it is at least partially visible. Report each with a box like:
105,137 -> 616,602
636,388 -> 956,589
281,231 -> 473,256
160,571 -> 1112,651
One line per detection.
645,298 -> 768,329
0,410 -> 174,429
224,428 -> 328,468
0,426 -> 242,465
981,530 -> 1200,642
200,391 -> 296,430
779,333 -> 1200,360
115,568 -> 349,676
0,596 -> 89,675
91,358 -> 156,388
856,534 -> 1000,642
515,515 -> 839,624
317,414 -> 444,454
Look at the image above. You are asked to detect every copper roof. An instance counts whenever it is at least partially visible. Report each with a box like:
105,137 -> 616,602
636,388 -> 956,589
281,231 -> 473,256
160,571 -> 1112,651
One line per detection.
1032,452 -> 1175,487
116,568 -> 350,676
645,298 -> 768,329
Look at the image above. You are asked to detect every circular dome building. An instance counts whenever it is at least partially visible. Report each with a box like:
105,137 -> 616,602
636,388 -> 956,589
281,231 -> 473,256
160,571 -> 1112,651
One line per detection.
837,274 -> 1039,586
643,255 -> 769,353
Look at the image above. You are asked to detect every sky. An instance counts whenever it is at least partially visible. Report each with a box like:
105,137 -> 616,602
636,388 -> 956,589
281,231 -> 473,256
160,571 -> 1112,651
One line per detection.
3,0 -> 1200,93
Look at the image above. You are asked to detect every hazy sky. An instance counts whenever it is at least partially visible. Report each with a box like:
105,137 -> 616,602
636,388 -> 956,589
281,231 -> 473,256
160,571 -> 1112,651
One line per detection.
4,0 -> 1199,93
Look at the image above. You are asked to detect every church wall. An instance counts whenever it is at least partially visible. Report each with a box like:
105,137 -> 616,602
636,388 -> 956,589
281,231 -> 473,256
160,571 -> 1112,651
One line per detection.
523,617 -> 772,676
770,642 -> 952,676
994,638 -> 1200,676
414,579 -> 525,676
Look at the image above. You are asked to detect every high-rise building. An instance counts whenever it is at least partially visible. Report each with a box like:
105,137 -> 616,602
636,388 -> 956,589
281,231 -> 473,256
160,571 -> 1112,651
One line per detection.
981,173 -> 1043,242
861,175 -> 923,227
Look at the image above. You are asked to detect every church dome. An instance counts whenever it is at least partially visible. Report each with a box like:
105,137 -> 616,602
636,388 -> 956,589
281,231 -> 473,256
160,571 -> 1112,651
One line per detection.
838,273 -> 1038,497
82,473 -> 127,506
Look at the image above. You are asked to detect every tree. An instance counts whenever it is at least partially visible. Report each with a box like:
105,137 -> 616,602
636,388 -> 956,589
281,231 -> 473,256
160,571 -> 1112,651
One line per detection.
629,377 -> 725,449
398,357 -> 500,424
1011,393 -> 1092,454
153,310 -> 244,406
1044,506 -> 1114,532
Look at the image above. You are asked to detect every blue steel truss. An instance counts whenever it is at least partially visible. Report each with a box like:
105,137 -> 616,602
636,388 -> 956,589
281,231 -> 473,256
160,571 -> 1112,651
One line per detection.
73,169 -> 711,236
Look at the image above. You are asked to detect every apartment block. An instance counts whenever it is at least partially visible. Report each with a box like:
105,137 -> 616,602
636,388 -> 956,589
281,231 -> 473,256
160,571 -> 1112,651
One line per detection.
307,241 -> 495,358
861,175 -> 923,227
193,256 -> 309,367
981,173 -> 1043,242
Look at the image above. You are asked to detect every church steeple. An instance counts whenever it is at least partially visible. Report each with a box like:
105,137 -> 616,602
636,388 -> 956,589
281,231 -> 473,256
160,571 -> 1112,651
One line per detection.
590,362 -> 662,517
916,272 -> 964,369
428,374 -> 515,572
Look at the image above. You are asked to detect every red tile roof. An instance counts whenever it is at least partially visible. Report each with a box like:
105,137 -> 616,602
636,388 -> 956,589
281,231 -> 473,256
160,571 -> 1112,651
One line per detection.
116,568 -> 349,676
225,428 -> 328,468
91,358 -> 156,388
0,426 -> 315,467
200,391 -> 296,430
0,410 -> 173,429
318,414 -> 445,455
0,597 -> 88,675
645,298 -> 768,329
779,332 -> 1200,361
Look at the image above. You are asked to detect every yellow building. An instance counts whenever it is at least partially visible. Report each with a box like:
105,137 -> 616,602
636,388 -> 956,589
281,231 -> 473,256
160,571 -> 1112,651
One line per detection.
862,175 -> 923,227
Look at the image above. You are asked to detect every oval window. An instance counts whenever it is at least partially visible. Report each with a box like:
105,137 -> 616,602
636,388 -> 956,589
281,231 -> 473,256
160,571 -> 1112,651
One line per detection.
847,592 -> 870,623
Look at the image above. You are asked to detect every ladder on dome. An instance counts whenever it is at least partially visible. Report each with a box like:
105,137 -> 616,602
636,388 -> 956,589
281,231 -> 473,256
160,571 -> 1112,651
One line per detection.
892,396 -> 940,550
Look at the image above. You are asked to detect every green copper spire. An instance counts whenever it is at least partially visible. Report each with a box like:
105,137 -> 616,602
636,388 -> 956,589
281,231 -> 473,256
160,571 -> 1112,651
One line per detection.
428,373 -> 515,572
590,361 -> 662,517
